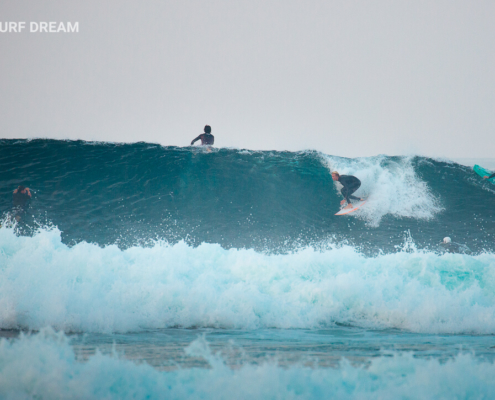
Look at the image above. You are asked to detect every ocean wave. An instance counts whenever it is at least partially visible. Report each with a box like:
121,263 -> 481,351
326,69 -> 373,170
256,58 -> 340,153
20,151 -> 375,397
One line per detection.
2,139 -> 493,253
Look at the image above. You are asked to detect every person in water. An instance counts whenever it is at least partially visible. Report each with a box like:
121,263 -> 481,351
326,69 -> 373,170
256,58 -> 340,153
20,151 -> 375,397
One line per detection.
483,172 -> 495,179
439,237 -> 471,254
12,185 -> 32,221
191,125 -> 214,146
331,172 -> 363,208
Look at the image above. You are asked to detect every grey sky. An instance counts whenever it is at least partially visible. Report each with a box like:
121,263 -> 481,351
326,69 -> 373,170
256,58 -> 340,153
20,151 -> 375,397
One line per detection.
1,0 -> 494,158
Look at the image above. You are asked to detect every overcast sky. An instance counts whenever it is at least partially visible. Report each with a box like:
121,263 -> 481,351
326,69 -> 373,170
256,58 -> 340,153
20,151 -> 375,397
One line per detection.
1,0 -> 494,158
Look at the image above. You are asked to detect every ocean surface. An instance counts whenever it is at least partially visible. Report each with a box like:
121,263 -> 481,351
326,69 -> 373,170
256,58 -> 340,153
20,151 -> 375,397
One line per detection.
1,139 -> 495,399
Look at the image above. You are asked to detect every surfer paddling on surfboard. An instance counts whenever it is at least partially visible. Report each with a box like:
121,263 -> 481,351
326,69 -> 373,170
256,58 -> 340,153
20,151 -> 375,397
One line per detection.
331,172 -> 364,210
473,165 -> 495,182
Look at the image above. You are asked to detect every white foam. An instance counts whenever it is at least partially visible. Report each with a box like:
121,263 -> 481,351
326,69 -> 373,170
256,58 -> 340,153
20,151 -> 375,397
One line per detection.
1,329 -> 494,400
322,155 -> 443,226
1,227 -> 495,334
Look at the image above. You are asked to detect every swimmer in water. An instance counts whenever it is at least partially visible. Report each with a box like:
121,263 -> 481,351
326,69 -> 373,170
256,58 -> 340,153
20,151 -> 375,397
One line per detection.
12,185 -> 32,222
439,237 -> 471,254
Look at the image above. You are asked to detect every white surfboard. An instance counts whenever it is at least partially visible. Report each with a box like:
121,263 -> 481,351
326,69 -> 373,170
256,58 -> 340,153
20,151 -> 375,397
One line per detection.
335,199 -> 367,216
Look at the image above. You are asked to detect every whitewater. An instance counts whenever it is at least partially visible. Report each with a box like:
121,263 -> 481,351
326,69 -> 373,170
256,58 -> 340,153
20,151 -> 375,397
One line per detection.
1,139 -> 495,399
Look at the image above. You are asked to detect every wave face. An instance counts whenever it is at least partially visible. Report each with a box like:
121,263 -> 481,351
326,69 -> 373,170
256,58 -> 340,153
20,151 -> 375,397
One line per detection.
1,330 -> 495,400
1,227 -> 495,334
1,139 -> 494,253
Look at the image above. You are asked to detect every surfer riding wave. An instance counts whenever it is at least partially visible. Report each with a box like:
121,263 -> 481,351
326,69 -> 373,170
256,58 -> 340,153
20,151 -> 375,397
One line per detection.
332,171 -> 364,209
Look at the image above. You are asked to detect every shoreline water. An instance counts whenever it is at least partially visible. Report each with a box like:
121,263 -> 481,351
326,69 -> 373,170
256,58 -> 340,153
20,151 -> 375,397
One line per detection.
1,327 -> 495,399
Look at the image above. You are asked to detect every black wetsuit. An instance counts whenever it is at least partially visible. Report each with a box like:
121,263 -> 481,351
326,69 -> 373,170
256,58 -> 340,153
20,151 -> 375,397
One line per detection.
13,191 -> 30,209
12,191 -> 30,219
488,172 -> 495,179
191,133 -> 214,145
338,175 -> 361,203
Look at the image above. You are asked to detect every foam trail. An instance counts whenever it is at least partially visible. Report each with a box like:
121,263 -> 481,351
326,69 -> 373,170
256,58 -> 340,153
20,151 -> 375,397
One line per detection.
1,329 -> 495,400
1,227 -> 495,334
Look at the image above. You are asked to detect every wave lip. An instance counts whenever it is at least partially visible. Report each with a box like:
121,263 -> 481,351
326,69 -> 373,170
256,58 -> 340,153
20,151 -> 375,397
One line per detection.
1,227 -> 495,334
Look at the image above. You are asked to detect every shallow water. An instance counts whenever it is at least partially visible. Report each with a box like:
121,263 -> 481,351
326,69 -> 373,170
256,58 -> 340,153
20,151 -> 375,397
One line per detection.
67,328 -> 495,370
1,327 -> 495,399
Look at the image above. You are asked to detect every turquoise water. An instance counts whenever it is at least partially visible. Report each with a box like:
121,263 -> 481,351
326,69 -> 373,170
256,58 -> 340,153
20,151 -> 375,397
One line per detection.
1,140 -> 495,398
1,328 -> 495,399
67,328 -> 495,370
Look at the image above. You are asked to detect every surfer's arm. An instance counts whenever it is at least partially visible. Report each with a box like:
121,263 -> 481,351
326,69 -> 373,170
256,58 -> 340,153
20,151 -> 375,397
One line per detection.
191,135 -> 201,145
485,173 -> 495,179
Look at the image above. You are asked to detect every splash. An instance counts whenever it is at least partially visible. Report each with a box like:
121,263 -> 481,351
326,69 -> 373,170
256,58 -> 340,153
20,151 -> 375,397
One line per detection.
323,155 -> 443,226
1,227 -> 495,334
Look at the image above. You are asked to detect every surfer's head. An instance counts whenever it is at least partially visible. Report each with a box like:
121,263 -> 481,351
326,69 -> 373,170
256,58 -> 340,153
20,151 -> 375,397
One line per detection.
204,125 -> 211,134
331,172 -> 339,181
442,237 -> 451,244
18,185 -> 25,191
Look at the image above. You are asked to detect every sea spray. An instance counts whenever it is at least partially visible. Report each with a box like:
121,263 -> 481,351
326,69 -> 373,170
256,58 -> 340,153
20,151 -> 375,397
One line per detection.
1,226 -> 495,334
323,154 -> 443,226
